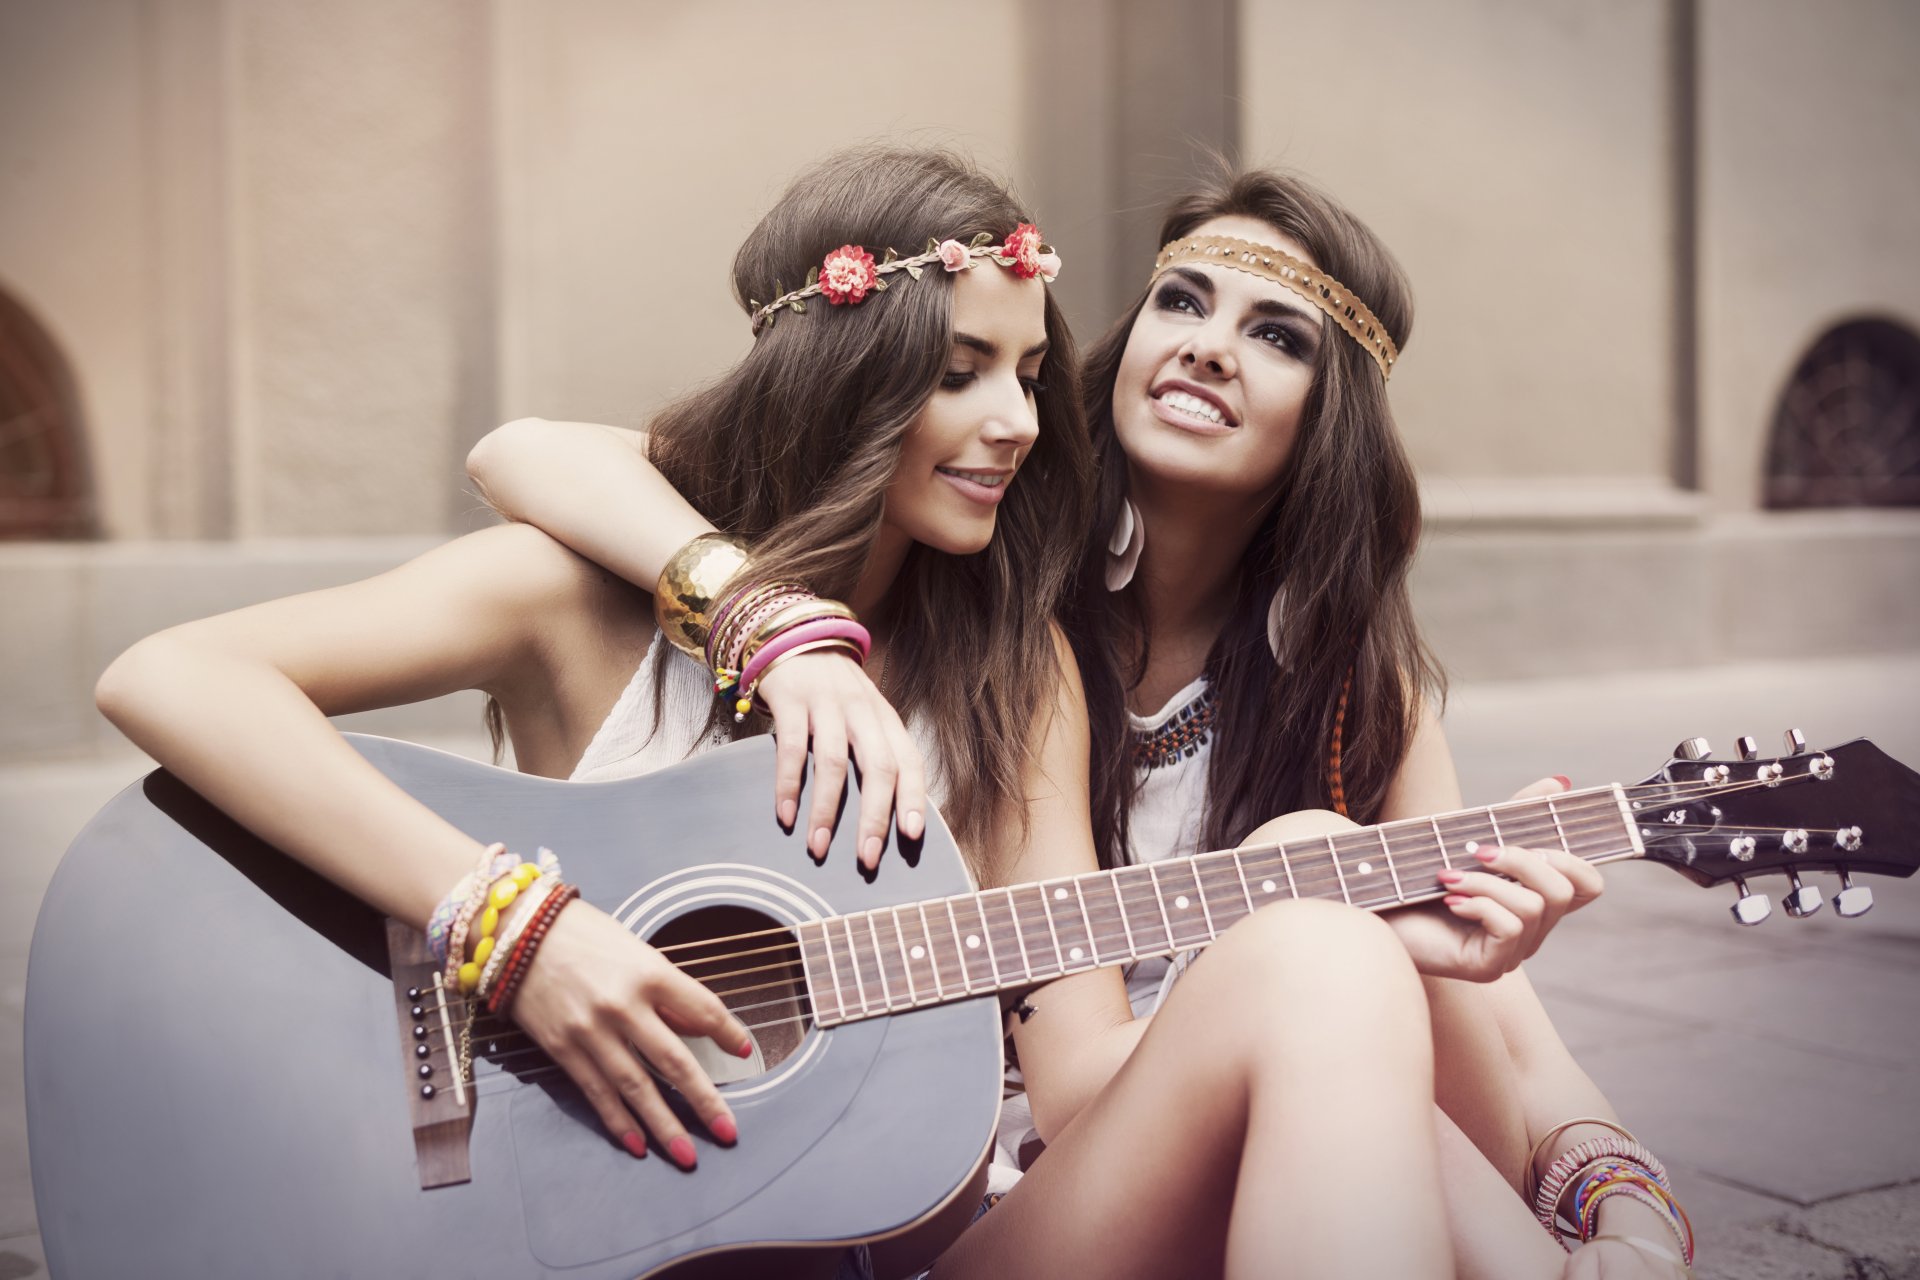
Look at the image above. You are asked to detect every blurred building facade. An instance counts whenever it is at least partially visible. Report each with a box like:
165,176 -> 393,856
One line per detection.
2,0 -> 1917,761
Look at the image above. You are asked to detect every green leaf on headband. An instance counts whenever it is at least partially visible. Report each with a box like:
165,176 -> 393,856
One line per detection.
748,299 -> 760,310
925,238 -> 941,255
805,267 -> 818,287
969,231 -> 992,249
789,299 -> 806,314
872,276 -> 889,291
904,263 -> 923,280
881,247 -> 898,264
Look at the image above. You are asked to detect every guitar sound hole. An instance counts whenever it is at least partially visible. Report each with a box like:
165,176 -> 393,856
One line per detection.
646,904 -> 812,1085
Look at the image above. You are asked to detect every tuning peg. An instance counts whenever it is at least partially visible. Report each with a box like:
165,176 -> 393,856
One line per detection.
1730,877 -> 1771,926
1783,870 -> 1823,918
1675,737 -> 1712,761
1834,870 -> 1874,918
1783,728 -> 1807,755
1735,736 -> 1759,760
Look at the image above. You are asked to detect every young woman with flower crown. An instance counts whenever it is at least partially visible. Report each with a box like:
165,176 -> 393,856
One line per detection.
89,146 -> 1576,1280
467,165 -> 1695,1278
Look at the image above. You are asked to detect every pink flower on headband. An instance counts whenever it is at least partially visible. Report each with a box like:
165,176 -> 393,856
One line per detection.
1035,251 -> 1062,282
1005,223 -> 1045,279
819,245 -> 878,305
937,239 -> 971,272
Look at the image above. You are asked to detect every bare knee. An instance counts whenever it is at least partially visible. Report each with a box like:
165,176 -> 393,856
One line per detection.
1211,898 -> 1419,996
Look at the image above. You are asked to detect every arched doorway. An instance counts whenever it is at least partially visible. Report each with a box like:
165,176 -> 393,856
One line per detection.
0,285 -> 96,538
1763,317 -> 1920,509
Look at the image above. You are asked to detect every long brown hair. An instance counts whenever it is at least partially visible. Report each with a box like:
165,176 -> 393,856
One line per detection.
1067,168 -> 1440,864
644,146 -> 1090,870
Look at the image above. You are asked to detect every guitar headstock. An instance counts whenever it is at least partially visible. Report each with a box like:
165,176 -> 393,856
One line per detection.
1628,732 -> 1920,925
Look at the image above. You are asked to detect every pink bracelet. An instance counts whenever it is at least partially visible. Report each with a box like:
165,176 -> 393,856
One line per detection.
738,617 -> 872,691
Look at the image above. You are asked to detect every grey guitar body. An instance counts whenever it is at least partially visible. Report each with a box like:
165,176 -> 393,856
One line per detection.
26,734 -> 1002,1279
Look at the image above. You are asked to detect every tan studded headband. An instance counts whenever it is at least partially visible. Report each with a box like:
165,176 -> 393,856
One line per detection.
1150,235 -> 1398,379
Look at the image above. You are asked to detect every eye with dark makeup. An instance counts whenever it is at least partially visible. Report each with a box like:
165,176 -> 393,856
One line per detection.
1153,282 -> 1202,316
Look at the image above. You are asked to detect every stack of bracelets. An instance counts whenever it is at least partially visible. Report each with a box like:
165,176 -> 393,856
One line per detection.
652,532 -> 870,720
426,842 -> 580,1017
1528,1117 -> 1695,1270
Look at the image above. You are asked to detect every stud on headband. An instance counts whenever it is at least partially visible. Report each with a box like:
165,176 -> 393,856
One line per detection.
750,223 -> 1060,335
1150,235 -> 1398,379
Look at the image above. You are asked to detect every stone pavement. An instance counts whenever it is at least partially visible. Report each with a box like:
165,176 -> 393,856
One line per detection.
2,655 -> 1917,1277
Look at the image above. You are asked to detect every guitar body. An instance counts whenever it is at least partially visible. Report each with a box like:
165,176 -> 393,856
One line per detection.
26,734 -> 1002,1279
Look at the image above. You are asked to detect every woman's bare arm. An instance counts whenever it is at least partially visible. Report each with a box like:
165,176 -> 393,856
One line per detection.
467,417 -> 925,868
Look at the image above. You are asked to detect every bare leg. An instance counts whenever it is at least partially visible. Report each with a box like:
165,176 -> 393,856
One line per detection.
934,899 -> 1454,1280
1436,1107 -> 1569,1279
1427,975 -> 1530,1187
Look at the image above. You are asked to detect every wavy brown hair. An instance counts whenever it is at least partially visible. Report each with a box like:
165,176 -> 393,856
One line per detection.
1066,168 -> 1440,865
641,146 -> 1090,870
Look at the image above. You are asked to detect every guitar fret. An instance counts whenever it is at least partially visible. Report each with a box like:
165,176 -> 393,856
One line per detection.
1378,830 -> 1406,900
965,896 -> 1003,988
797,922 -> 842,1024
1280,845 -> 1299,897
1545,797 -> 1571,852
1487,808 -> 1505,846
864,914 -> 896,1009
1326,834 -> 1353,904
888,908 -> 921,1007
1110,875 -> 1140,957
1192,859 -> 1218,937
1144,862 -> 1179,948
1429,817 -> 1452,871
915,902 -> 947,999
1036,883 -> 1067,973
941,899 -> 976,995
837,916 -> 870,1016
1072,879 -> 1101,965
1229,850 -> 1257,914
1002,888 -> 1035,980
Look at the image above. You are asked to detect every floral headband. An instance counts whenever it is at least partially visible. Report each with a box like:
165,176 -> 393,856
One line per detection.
749,223 -> 1060,335
1150,234 -> 1399,379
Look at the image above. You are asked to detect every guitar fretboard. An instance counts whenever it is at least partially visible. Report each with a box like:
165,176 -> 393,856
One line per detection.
795,786 -> 1642,1026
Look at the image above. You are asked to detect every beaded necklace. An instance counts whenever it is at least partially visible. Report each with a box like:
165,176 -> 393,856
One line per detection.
1129,682 -> 1216,770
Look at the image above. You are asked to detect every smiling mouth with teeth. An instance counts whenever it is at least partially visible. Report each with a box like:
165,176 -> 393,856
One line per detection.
935,467 -> 1007,487
1157,389 -> 1231,427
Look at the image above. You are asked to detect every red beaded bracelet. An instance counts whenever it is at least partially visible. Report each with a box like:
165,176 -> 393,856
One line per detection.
487,883 -> 580,1016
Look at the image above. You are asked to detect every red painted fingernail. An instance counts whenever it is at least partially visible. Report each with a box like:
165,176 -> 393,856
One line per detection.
621,1131 -> 649,1159
668,1136 -> 698,1170
1474,846 -> 1500,863
1437,870 -> 1463,884
709,1114 -> 738,1145
1553,775 -> 1572,790
736,1039 -> 755,1059
1443,894 -> 1467,907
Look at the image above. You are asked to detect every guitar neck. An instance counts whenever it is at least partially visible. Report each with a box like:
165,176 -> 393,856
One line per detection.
796,785 -> 1645,1026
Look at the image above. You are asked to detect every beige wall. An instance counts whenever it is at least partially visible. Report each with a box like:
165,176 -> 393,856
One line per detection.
492,0 -> 1031,427
1698,0 -> 1920,512
1238,0 -> 1677,493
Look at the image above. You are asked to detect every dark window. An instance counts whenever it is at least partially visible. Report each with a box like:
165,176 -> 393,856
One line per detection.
1764,318 -> 1920,509
0,285 -> 96,538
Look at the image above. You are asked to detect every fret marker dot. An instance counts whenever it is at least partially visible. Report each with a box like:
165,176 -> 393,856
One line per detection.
909,945 -> 925,961
1175,895 -> 1190,910
965,934 -> 980,949
1262,880 -> 1276,893
1054,887 -> 1068,901
1357,860 -> 1374,875
1464,841 -> 1479,854
1069,947 -> 1084,962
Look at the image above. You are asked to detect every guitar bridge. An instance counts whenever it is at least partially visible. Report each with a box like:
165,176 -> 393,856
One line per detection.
386,918 -> 474,1188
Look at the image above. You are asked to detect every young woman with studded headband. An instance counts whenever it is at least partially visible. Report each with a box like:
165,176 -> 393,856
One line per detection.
466,161 -> 1688,1276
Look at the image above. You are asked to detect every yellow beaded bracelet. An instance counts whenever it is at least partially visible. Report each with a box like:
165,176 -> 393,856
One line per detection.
458,861 -> 542,993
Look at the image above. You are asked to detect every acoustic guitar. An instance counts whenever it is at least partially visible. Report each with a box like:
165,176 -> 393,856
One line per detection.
25,730 -> 1919,1278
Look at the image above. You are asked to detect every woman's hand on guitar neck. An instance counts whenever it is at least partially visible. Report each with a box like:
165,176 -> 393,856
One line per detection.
756,651 -> 927,872
1387,776 -> 1605,982
508,902 -> 756,1168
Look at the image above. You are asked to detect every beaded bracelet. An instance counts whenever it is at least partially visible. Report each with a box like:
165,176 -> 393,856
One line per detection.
1526,1117 -> 1640,1201
428,843 -> 515,965
1581,1181 -> 1693,1266
438,844 -> 517,980
1535,1136 -> 1669,1225
487,883 -> 581,1016
476,874 -> 560,997
448,848 -> 561,993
